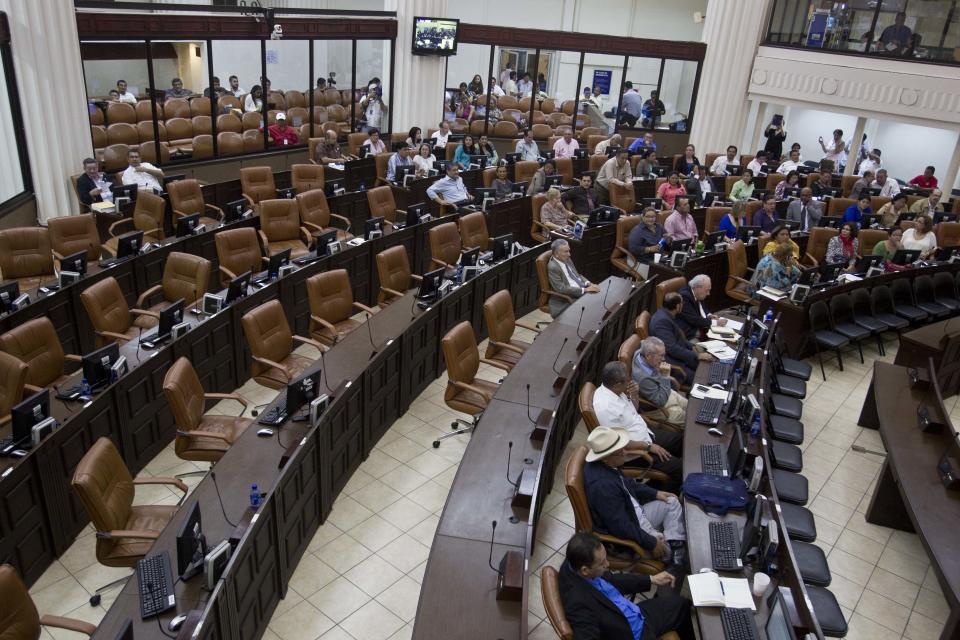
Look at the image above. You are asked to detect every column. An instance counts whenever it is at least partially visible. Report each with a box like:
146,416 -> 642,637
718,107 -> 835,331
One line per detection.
690,0 -> 773,155
385,0 -> 448,133
843,117 -> 867,176
0,0 -> 93,223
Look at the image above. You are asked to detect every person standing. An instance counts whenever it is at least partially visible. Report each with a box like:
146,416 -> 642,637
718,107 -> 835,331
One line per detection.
763,115 -> 787,161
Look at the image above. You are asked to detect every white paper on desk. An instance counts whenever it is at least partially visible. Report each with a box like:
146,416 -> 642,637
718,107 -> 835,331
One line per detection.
719,578 -> 755,610
707,330 -> 738,343
328,163 -> 345,170
698,340 -> 738,360
724,319 -> 744,332
690,384 -> 729,400
687,572 -> 756,610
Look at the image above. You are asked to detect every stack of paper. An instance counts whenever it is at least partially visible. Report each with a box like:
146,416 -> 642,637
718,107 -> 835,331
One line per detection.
690,384 -> 729,400
687,572 -> 756,610
756,286 -> 786,301
698,340 -> 738,361
91,201 -> 116,213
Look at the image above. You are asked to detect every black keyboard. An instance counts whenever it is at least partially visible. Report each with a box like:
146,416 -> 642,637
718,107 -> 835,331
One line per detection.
293,254 -> 322,266
137,551 -> 176,619
696,397 -> 724,425
709,521 -> 742,571
700,443 -> 727,476
709,362 -> 732,386
258,405 -> 288,426
720,607 -> 759,640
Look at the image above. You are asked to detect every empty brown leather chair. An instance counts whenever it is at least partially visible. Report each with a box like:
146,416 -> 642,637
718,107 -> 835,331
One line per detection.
365,186 -> 403,227
611,215 -> 644,280
0,317 -> 81,393
436,321 -> 507,447
0,228 -> 55,290
106,102 -> 136,125
0,351 -> 28,426
167,178 -> 223,228
135,252 -> 211,322
190,134 -> 214,160
858,228 -> 888,253
47,213 -> 102,262
217,131 -> 244,156
704,207 -> 732,234
725,241 -> 758,307
428,222 -> 462,270
104,190 -> 166,256
80,276 -> 157,347
493,120 -> 518,137
374,152 -> 392,185
375,245 -> 422,306
306,269 -> 376,347
530,193 -> 550,243
240,167 -> 278,208
482,290 -> 539,371
656,276 -> 686,308
71,437 -> 185,598
0,564 -> 97,638
458,212 -> 490,251
163,357 -> 250,465
296,189 -> 352,240
936,221 -> 960,247
215,227 -> 263,286
805,227 -> 838,265
291,164 -> 325,192
259,199 -> 311,259
240,299 -> 319,389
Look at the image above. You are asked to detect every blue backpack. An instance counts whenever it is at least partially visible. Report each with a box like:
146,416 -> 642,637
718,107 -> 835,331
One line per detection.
682,473 -> 750,515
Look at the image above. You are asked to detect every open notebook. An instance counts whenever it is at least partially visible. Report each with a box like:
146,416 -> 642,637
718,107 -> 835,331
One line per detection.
687,572 -> 755,610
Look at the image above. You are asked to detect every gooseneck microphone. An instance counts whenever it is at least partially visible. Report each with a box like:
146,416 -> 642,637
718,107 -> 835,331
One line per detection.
600,279 -> 612,312
318,347 -> 334,395
551,337 -> 569,375
209,470 -> 239,527
575,307 -> 586,339
135,326 -> 144,364
505,441 -> 522,489
525,383 -> 535,425
487,520 -> 503,578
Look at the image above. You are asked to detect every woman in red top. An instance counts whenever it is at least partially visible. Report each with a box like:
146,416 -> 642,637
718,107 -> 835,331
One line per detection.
657,171 -> 687,209
909,165 -> 938,189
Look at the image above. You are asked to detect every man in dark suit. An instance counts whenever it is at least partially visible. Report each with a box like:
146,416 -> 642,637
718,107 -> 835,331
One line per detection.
650,292 -> 713,382
675,274 -> 726,340
562,173 -> 600,216
786,187 -> 824,231
559,532 -> 694,640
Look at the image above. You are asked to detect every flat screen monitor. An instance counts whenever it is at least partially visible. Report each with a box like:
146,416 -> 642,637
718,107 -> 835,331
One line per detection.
503,152 -> 520,165
395,165 -> 415,185
157,299 -> 185,338
115,230 -> 144,260
225,271 -> 251,305
460,247 -> 479,268
325,179 -> 345,197
60,250 -> 88,277
587,206 -> 620,227
112,183 -> 139,204
412,17 -> 459,56
285,369 -> 322,416
544,175 -> 562,188
176,500 -> 205,580
277,187 -> 296,199
82,342 -> 120,389
0,281 -> 19,313
417,267 -> 444,299
765,588 -> 797,640
491,233 -> 513,262
468,155 -> 487,169
861,187 -> 881,198
224,198 -> 248,223
936,246 -> 960,262
365,216 -> 385,240
736,226 -> 761,242
267,248 -> 291,279
726,164 -> 741,176
11,390 -> 50,449
512,181 -> 529,194
818,216 -> 841,229
176,213 -> 201,238
473,187 -> 496,208
313,230 -> 338,257
406,202 -> 429,226
892,249 -> 921,266
861,214 -> 882,229
726,425 -> 747,478
854,254 -> 884,273
669,238 -> 692,254
935,212 -> 959,224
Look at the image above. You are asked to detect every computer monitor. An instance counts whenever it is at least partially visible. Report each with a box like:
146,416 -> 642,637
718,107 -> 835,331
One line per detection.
266,248 -> 291,280
854,254 -> 884,273
82,342 -> 120,389
325,179 -> 345,197
587,206 -> 620,227
157,299 -> 185,339
892,249 -> 921,265
765,588 -> 798,640
726,426 -> 748,478
285,369 -> 322,416
936,246 -> 960,262
460,247 -> 479,268
760,519 -> 780,567
277,187 -> 296,200
895,212 -> 917,225
313,230 -> 338,257
225,271 -> 251,305
753,189 -> 769,201
176,501 -> 206,580
736,226 -> 761,242
503,152 -> 520,165
432,160 -> 447,171
112,183 -> 139,204
60,250 -> 88,277
541,150 -> 556,160
417,267 -> 444,299
512,181 -> 529,194
405,202 -> 429,226
783,187 -> 802,198
10,390 -> 51,449
491,233 -> 513,262
573,148 -> 587,159
606,146 -> 621,158
544,174 -> 562,188
935,212 -> 959,224
669,238 -> 692,254
473,187 -> 496,209
860,187 -> 881,198
638,197 -> 663,209
0,281 -> 19,313
817,216 -> 841,229
395,165 -> 415,185
817,262 -> 844,284
467,154 -> 487,170
738,495 -> 766,562
861,214 -> 882,229
176,213 -> 201,238
115,230 -> 144,260
223,198 -> 249,223
365,216 -> 385,240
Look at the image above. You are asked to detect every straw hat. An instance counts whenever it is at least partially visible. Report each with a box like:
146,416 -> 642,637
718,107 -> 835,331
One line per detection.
585,426 -> 631,462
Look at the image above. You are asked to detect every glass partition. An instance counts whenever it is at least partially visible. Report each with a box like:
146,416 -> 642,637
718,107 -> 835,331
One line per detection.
211,39 -> 263,155
658,59 -> 697,133
357,39 -> 391,135
312,40 -> 353,142
263,39 -> 309,150
445,42 -> 492,137
617,56 -> 661,133
151,40 -> 209,163
577,53 -> 626,137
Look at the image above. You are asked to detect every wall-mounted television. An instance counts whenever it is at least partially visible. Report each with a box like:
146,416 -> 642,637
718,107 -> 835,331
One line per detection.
412,17 -> 459,56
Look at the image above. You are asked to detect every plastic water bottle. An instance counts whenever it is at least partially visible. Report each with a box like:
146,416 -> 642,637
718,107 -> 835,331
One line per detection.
750,414 -> 762,438
764,309 -> 774,324
749,332 -> 758,350
455,264 -> 463,285
250,484 -> 262,508
80,377 -> 91,396
359,182 -> 366,192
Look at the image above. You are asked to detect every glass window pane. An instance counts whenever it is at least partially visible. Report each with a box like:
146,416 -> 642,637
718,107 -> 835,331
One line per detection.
0,50 -> 24,203
658,60 -> 696,132
263,39 -> 308,149
493,47 -> 538,136
445,43 -> 492,138
578,53 -> 623,136
618,56 -> 660,133
879,0 -> 952,62
357,40 -> 391,135
211,40 -> 263,155
151,40 -> 208,164
313,40 -> 353,135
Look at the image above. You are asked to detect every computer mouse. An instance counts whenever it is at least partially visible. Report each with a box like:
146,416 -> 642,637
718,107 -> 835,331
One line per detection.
256,428 -> 274,437
168,614 -> 188,632
710,383 -> 725,390
708,428 -> 723,437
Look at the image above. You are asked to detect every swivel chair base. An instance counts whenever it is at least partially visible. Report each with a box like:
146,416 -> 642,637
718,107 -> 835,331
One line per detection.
433,414 -> 480,448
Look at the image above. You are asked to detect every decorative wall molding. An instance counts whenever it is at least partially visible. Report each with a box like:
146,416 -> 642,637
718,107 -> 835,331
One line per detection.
749,46 -> 960,128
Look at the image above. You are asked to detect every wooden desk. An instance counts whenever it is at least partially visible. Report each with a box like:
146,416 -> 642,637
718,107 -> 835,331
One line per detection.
859,362 -> 960,640
893,318 -> 960,398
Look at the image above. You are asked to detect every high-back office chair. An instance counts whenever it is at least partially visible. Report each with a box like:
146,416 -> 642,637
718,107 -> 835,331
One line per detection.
167,179 -> 224,227
0,317 -> 81,393
0,351 -> 28,427
530,193 -> 550,244
428,222 -> 463,270
163,357 -> 250,475
296,189 -> 353,240
615,336 -> 685,417
0,228 -> 55,290
535,249 -> 572,318
804,227 -> 838,266
655,276 -> 686,309
375,245 -> 422,306
856,228 -> 887,254
827,197 -> 855,218
610,215 -> 645,281
135,251 -> 212,322
609,181 -> 636,213
215,227 -> 263,287
258,199 -> 311,259
104,191 -> 166,256
435,321 -> 507,448
935,221 -> 960,247
514,161 -> 539,185
704,207 -> 731,234
80,277 -> 158,348
0,564 -> 98,638
458,212 -> 490,251
239,167 -> 278,208
374,152 -> 392,185
240,300 -> 321,389
482,290 -> 539,371
47,213 -> 101,262
564,446 -> 663,574
634,310 -> 651,339
365,186 -> 403,227
724,241 -> 757,308
290,164 -> 325,192
305,269 -> 375,347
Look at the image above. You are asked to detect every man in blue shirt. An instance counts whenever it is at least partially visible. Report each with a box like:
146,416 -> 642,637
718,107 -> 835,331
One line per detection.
618,82 -> 643,128
426,164 -> 473,210
628,132 -> 656,154
879,12 -> 912,54
558,531 -> 694,640
386,145 -> 414,182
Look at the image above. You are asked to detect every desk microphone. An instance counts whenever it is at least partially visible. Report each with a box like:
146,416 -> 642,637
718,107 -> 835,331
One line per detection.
525,384 -> 536,425
487,520 -> 503,577
318,347 -> 334,395
575,307 -> 587,339
365,310 -> 380,356
600,280 -> 612,312
134,326 -> 144,364
551,337 -> 569,375
505,441 -> 524,490
209,470 -> 239,527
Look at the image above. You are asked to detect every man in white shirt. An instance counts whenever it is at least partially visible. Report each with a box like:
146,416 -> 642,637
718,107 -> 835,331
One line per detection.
490,77 -> 505,97
517,73 -> 533,96
502,72 -> 518,96
592,361 -> 683,492
553,132 -> 579,159
872,169 -> 900,197
747,150 -> 768,175
499,63 -> 513,88
775,148 -> 802,175
515,129 -> 540,162
587,86 -> 604,111
858,148 -> 882,176
116,80 -> 137,105
430,121 -> 451,148
710,145 -> 738,176
426,164 -> 473,211
121,149 -> 164,192
228,75 -> 246,96
593,134 -> 621,157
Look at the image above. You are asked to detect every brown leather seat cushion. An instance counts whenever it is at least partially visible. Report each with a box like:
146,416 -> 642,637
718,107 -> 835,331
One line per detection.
257,353 -> 314,389
103,504 -> 179,564
177,415 -> 250,461
0,317 -> 69,389
445,378 -> 499,415
0,564 -> 42,638
266,238 -> 309,259
484,341 -> 524,370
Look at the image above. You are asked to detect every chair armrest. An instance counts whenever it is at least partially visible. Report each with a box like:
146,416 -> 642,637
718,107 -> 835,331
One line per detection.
133,476 -> 189,493
96,330 -> 132,343
130,307 -> 161,319
205,203 -> 225,221
300,227 -> 312,246
253,356 -> 290,380
258,230 -> 269,249
64,353 -> 83,363
219,265 -> 238,281
96,529 -> 160,541
430,258 -> 453,270
172,208 -> 189,220
410,273 -> 423,282
803,252 -> 819,266
108,218 -> 135,237
23,383 -> 44,396
136,284 -> 163,308
615,245 -> 641,265
39,615 -> 97,636
383,219 -> 396,229
0,414 -> 9,426
489,340 -> 525,355
450,379 -> 494,403
380,286 -> 406,301
176,429 -> 232,443
515,321 -> 542,334
352,301 -> 376,315
52,250 -> 66,260
310,315 -> 340,338
730,275 -> 753,287
242,194 -> 256,207
293,334 -> 326,352
330,213 -> 352,231
303,221 -> 324,234
547,289 -> 574,303
595,532 -> 646,557
479,357 -> 511,372
204,392 -> 249,408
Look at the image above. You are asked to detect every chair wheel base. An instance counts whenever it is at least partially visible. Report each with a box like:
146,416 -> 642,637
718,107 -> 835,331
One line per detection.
90,594 -> 101,606
450,421 -> 459,430
432,440 -> 440,448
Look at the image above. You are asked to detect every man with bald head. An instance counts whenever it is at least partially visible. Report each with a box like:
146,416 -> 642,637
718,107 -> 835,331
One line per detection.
786,187 -> 823,231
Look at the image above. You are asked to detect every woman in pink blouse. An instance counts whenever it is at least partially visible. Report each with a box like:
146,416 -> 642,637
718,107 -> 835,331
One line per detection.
657,172 -> 687,209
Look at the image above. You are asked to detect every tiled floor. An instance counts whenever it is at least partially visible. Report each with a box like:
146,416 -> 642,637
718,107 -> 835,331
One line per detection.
26,315 -> 953,640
